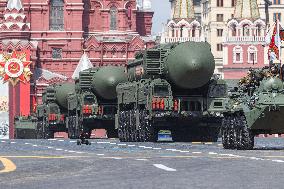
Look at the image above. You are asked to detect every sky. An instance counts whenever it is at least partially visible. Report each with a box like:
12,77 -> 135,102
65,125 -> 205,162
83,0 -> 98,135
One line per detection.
151,1 -> 171,35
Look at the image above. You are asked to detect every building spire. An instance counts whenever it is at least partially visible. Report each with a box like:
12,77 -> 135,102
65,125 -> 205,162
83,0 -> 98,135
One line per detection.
72,53 -> 93,79
171,0 -> 195,20
7,0 -> 23,11
234,0 -> 260,20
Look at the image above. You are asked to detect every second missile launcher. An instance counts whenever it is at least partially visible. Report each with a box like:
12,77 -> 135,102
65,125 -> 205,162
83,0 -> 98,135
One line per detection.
36,82 -> 75,138
67,66 -> 127,139
116,42 -> 227,142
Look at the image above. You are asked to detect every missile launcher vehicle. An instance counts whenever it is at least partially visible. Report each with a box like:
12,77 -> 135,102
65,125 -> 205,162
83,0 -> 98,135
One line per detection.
36,82 -> 75,139
67,66 -> 127,139
116,42 -> 227,142
222,65 -> 284,150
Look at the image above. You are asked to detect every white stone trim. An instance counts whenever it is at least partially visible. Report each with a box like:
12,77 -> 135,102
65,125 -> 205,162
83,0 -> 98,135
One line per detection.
233,46 -> 243,64
247,46 -> 258,64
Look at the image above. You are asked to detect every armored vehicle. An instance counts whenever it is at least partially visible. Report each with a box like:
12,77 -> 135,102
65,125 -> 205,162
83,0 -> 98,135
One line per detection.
222,65 -> 284,150
14,116 -> 37,139
67,66 -> 127,139
36,82 -> 75,139
116,42 -> 227,142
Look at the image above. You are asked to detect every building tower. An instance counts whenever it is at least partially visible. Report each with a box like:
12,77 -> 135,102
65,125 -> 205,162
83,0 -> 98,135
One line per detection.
160,0 -> 201,43
222,0 -> 267,79
136,0 -> 154,36
0,0 -> 37,138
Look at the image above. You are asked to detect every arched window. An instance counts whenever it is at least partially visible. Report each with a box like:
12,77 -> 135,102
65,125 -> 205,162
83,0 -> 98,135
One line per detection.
243,24 -> 250,36
110,6 -> 117,30
122,48 -> 126,58
247,46 -> 258,64
171,26 -> 175,37
192,25 -> 196,37
180,26 -> 184,37
256,24 -> 262,36
231,25 -> 237,36
111,48 -> 117,58
50,0 -> 64,31
233,46 -> 243,63
103,49 -> 107,57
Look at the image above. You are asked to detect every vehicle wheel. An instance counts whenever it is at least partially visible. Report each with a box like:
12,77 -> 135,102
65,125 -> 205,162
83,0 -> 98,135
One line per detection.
238,115 -> 254,150
228,116 -> 237,149
141,110 -> 156,142
36,120 -> 44,139
118,111 -> 127,142
222,116 -> 230,149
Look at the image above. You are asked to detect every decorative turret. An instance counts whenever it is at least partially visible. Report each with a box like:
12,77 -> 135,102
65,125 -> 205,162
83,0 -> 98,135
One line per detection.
72,53 -> 93,79
136,0 -> 154,36
234,0 -> 260,21
160,0 -> 201,44
171,0 -> 195,21
0,0 -> 30,38
7,0 -> 23,10
222,0 -> 267,80
137,0 -> 152,11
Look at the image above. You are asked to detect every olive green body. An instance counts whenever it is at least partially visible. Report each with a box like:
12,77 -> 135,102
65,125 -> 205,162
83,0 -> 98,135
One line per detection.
36,82 -> 75,139
54,83 -> 76,109
226,76 -> 284,133
222,67 -> 284,150
14,116 -> 37,139
116,42 -> 227,142
67,66 -> 127,139
92,66 -> 127,100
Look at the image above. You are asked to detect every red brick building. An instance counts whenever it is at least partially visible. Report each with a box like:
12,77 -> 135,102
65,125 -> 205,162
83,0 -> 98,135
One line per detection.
0,0 -> 154,138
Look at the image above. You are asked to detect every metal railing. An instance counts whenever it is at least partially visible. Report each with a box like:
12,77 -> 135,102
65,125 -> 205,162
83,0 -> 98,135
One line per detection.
162,37 -> 202,43
223,36 -> 265,43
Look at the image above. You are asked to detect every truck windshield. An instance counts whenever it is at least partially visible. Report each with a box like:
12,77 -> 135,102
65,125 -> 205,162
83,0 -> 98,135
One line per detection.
84,96 -> 96,105
50,106 -> 59,114
153,85 -> 169,97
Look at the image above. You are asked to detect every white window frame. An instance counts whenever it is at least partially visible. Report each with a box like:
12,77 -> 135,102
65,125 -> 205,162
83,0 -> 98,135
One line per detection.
247,46 -> 258,64
233,46 -> 243,63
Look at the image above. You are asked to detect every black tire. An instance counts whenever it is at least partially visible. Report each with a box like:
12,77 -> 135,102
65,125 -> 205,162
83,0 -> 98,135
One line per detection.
228,116 -> 237,149
68,115 -> 82,139
237,115 -> 254,150
107,129 -> 118,138
141,110 -> 157,142
36,120 -> 44,139
118,111 -> 127,142
222,114 -> 254,150
222,116 -> 230,149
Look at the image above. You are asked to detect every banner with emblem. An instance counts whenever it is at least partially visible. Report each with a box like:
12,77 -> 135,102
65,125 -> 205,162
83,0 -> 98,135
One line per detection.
0,50 -> 32,86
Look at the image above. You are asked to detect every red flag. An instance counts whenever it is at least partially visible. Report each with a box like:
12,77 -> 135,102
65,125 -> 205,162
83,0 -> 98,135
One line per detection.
269,20 -> 282,60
